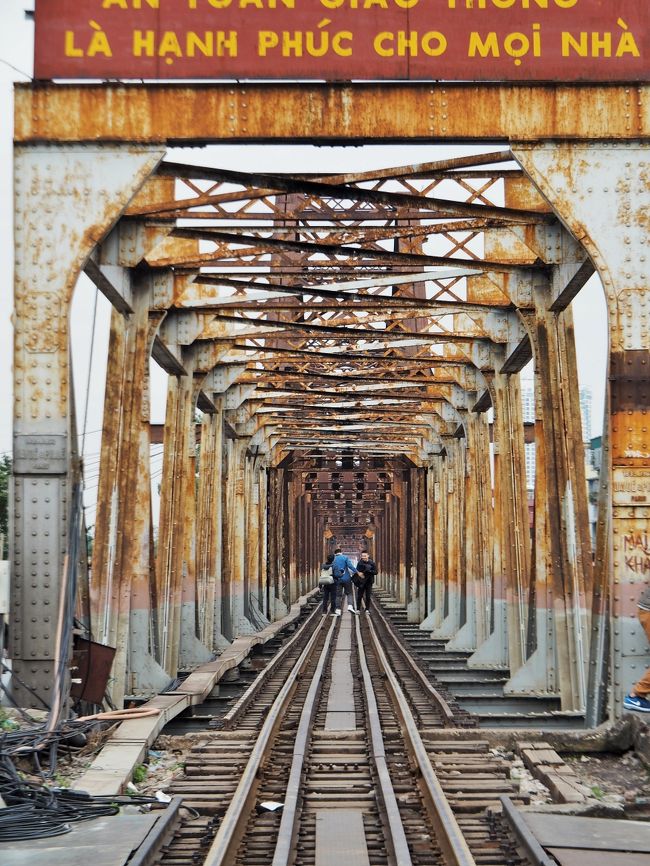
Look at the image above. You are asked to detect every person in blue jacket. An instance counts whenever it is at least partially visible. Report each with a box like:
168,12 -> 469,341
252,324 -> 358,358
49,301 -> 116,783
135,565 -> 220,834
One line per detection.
331,547 -> 359,616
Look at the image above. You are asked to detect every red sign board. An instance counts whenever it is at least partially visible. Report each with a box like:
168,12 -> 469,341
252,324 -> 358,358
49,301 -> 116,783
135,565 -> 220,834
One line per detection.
34,0 -> 649,82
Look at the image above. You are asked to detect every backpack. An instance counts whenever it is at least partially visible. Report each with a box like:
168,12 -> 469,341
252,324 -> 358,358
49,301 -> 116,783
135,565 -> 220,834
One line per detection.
319,566 -> 334,586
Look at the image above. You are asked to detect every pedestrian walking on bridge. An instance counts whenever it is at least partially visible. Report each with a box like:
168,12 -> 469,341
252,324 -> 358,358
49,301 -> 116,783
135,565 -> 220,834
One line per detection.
332,547 -> 359,615
320,553 -> 338,616
354,551 -> 377,613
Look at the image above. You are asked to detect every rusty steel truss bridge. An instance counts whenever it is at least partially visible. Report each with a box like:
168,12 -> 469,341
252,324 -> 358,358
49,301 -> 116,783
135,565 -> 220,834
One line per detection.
9,81 -> 650,726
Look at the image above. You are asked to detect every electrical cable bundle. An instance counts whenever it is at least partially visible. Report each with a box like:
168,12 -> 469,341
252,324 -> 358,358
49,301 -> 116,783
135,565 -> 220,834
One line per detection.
0,756 -> 158,842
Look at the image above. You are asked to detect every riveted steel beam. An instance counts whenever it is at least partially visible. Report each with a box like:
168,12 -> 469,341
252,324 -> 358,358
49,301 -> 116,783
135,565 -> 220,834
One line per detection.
12,144 -> 163,709
15,84 -> 650,143
512,141 -> 650,721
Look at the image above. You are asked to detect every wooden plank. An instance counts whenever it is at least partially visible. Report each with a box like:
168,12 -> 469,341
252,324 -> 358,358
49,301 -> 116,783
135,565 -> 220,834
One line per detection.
315,810 -> 370,866
524,815 -> 650,854
521,748 -> 565,767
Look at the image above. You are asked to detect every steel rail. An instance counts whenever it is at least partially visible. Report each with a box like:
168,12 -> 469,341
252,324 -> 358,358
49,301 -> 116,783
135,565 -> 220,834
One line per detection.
270,618 -> 338,866
364,615 -> 478,866
499,796 -> 557,866
353,615 -> 415,866
202,617 -> 337,866
219,602 -> 323,729
370,602 -> 456,726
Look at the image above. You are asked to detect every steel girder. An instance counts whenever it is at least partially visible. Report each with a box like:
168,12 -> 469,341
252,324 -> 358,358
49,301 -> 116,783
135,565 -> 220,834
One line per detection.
11,90 -> 646,722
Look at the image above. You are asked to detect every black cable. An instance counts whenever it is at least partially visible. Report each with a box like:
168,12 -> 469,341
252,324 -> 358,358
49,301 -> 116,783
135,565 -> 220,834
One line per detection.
0,755 -> 159,842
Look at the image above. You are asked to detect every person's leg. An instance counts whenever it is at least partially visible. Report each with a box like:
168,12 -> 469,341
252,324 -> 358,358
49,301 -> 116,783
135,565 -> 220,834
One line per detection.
364,582 -> 373,611
631,609 -> 650,696
341,581 -> 353,612
334,581 -> 342,614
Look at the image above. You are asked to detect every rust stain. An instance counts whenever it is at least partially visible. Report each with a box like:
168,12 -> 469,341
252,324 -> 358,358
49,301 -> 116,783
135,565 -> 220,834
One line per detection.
13,83 -> 650,144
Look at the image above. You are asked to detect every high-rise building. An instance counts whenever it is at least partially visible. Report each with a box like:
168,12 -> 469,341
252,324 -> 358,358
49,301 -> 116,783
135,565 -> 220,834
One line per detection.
520,382 -> 593,490
579,386 -> 592,443
521,382 -> 536,491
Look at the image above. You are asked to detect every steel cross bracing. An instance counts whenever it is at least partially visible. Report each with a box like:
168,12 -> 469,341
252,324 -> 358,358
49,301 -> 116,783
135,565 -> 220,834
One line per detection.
11,86 -> 650,728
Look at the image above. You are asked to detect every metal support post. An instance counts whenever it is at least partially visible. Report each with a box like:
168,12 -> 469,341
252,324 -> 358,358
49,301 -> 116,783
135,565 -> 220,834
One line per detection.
12,143 -> 162,708
511,141 -> 650,717
432,440 -> 466,640
91,277 -> 170,705
469,370 -> 528,671
195,401 -> 230,652
506,293 -> 592,710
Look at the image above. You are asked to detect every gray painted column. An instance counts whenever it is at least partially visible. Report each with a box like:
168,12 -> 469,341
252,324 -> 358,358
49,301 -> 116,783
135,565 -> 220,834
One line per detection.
12,144 -> 162,708
513,141 -> 650,719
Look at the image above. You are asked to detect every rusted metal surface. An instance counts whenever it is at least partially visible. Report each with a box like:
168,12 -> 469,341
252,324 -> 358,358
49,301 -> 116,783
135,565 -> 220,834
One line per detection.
91,278 -> 170,705
13,83 -> 650,144
11,104 -> 650,730
11,144 -> 163,708
512,141 -> 650,719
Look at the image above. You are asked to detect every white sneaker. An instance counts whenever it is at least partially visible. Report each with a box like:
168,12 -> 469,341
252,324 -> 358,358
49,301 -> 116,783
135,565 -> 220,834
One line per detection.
349,607 -> 360,615
334,609 -> 341,616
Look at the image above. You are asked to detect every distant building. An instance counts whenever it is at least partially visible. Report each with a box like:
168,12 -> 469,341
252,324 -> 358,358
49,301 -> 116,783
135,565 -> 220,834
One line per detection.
520,382 -> 593,491
586,435 -> 602,546
521,382 -> 536,491
579,387 -> 592,443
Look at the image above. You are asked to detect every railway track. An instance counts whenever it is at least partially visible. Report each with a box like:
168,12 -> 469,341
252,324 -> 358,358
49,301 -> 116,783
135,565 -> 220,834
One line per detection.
153,600 -> 535,866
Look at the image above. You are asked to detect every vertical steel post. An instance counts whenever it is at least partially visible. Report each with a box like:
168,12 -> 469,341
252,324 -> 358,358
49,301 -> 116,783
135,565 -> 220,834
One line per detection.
91,278 -> 169,705
12,144 -> 162,707
469,369 -> 529,673
513,141 -> 650,718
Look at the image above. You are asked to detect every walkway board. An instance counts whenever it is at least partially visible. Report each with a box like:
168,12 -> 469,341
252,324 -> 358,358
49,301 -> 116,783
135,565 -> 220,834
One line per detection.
2,812 -> 159,866
548,851 -> 650,866
315,809 -> 370,866
325,615 -> 356,731
523,813 -> 650,854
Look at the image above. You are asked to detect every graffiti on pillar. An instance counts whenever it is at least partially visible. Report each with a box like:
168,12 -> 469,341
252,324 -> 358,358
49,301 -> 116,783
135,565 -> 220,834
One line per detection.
623,530 -> 650,578
34,0 -> 649,81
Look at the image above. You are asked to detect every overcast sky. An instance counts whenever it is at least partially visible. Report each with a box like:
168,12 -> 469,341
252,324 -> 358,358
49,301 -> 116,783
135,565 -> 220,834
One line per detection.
0,0 -> 608,504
